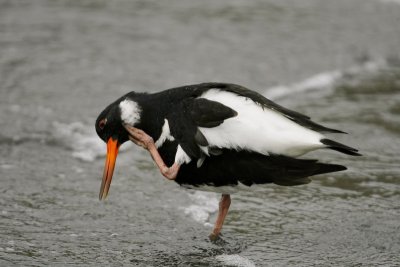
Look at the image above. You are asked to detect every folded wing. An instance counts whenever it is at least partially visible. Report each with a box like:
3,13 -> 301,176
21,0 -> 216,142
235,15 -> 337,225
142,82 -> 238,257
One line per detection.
167,97 -> 238,163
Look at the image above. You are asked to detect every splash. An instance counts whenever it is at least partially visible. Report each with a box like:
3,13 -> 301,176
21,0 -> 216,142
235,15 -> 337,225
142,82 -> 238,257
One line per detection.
52,121 -> 106,162
215,254 -> 256,267
181,191 -> 219,226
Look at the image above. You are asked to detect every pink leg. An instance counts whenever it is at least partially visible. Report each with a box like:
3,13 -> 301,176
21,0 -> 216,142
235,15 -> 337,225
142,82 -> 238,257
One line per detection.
124,124 -> 180,180
209,194 -> 231,241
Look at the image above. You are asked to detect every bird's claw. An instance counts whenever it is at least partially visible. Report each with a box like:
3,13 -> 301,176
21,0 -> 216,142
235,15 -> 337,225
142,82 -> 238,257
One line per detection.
208,232 -> 223,243
123,124 -> 154,150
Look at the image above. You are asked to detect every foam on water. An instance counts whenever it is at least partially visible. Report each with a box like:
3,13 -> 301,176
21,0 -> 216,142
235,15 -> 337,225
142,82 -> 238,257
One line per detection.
215,254 -> 256,267
264,60 -> 386,100
52,121 -> 137,162
181,191 -> 219,226
52,121 -> 105,162
51,121 -> 127,162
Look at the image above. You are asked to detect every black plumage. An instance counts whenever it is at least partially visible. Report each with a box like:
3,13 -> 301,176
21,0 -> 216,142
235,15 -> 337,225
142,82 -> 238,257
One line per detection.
176,149 -> 346,188
96,82 -> 360,192
95,82 -> 361,239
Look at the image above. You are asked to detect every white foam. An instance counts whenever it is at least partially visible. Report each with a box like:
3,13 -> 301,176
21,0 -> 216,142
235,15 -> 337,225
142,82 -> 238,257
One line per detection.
265,70 -> 341,100
264,60 -> 386,100
52,121 -> 129,162
215,254 -> 256,267
181,191 -> 219,225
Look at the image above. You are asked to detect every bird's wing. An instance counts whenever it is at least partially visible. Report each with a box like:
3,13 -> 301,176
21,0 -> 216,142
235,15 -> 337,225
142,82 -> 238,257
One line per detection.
190,85 -> 327,158
165,82 -> 345,165
167,97 -> 237,160
192,83 -> 345,134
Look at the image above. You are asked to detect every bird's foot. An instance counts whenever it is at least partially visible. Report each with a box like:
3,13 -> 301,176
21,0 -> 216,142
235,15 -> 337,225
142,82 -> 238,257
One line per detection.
123,124 -> 154,150
209,232 -> 223,243
209,233 -> 229,245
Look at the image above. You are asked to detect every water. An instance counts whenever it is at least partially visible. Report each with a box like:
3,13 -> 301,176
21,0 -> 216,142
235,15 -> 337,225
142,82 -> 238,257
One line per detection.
1,0 -> 399,266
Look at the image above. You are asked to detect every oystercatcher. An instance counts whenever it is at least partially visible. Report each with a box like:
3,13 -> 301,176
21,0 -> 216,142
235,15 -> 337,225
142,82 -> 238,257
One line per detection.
95,83 -> 360,240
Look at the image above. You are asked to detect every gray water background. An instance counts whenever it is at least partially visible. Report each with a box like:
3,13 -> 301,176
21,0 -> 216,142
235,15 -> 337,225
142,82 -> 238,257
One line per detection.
1,0 -> 400,266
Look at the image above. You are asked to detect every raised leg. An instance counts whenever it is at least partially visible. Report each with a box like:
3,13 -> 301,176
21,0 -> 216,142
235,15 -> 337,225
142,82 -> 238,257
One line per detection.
209,194 -> 231,241
124,124 -> 180,180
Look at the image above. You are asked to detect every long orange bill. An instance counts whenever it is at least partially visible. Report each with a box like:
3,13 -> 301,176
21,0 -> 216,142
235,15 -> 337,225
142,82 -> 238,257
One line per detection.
99,138 -> 120,200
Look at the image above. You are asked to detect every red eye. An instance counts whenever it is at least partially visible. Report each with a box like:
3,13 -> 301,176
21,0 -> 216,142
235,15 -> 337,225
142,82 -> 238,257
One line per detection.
99,119 -> 107,130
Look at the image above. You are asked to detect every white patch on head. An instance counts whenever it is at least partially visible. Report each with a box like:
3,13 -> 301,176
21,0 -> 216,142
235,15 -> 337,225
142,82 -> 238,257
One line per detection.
199,89 -> 325,157
175,145 -> 191,165
119,99 -> 141,125
155,119 -> 175,148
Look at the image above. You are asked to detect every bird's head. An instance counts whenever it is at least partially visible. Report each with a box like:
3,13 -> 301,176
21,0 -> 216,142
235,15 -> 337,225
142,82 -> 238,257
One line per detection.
95,94 -> 142,200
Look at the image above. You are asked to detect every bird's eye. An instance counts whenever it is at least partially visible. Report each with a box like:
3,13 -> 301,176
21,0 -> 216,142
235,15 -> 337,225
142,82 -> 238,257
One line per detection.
99,119 -> 107,130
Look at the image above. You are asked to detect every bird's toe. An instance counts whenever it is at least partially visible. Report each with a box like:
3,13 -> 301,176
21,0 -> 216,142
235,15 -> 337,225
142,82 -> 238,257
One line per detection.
208,232 -> 223,242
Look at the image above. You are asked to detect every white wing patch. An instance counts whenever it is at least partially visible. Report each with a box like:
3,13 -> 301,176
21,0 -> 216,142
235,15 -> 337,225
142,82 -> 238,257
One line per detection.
175,145 -> 192,164
155,119 -> 175,148
119,99 -> 141,125
198,89 -> 325,157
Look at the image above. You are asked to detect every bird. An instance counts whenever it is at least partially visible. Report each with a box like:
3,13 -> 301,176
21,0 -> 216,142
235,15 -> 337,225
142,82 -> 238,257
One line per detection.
95,82 -> 360,240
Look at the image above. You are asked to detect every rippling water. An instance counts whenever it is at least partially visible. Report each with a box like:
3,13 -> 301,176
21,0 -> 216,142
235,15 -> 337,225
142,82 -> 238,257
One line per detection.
1,0 -> 399,266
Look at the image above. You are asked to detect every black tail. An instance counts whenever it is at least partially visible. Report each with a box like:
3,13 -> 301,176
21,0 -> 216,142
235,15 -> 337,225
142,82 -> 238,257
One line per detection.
321,138 -> 361,156
266,155 -> 347,186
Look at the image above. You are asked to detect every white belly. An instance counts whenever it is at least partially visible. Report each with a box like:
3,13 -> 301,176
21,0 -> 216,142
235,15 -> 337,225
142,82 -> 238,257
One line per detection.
199,89 -> 324,157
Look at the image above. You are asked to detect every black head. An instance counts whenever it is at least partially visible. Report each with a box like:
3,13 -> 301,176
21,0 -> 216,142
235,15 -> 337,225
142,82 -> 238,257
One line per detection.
95,99 -> 130,145
95,93 -> 142,200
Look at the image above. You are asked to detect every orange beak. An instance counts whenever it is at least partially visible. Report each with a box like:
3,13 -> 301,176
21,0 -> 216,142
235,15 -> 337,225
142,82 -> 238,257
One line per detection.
99,137 -> 120,200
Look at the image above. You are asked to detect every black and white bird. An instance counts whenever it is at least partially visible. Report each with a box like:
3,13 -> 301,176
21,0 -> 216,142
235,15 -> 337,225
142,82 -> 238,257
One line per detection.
95,82 -> 360,240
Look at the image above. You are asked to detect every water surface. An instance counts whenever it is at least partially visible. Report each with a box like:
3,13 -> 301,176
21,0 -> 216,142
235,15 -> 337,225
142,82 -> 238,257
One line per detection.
1,0 -> 399,266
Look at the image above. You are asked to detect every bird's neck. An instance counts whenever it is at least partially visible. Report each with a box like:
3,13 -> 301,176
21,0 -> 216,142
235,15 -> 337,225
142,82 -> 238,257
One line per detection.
133,88 -> 197,141
135,95 -> 170,141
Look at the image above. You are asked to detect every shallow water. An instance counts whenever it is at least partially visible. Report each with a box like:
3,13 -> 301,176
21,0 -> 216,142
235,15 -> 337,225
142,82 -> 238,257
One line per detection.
1,0 -> 400,266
